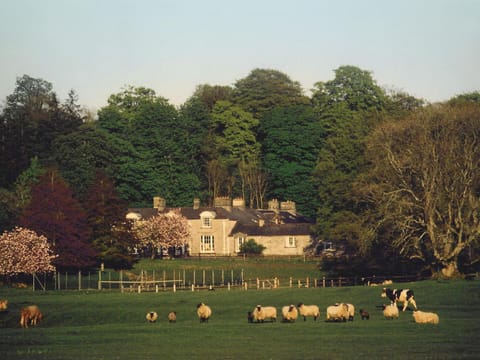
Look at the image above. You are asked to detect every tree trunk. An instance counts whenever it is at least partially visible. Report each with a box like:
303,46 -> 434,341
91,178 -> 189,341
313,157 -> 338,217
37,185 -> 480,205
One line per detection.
441,261 -> 460,278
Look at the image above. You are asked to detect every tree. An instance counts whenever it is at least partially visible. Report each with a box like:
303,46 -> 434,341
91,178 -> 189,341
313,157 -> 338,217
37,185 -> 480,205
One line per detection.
135,209 -> 191,259
260,105 -> 322,217
360,104 -> 480,276
19,169 -> 96,270
312,65 -> 388,113
232,68 -> 309,119
83,170 -> 137,269
0,227 -> 56,280
191,84 -> 233,112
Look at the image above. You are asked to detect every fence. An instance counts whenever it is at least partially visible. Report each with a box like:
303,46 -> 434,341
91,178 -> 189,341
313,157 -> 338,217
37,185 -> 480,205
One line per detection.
29,269 -> 429,292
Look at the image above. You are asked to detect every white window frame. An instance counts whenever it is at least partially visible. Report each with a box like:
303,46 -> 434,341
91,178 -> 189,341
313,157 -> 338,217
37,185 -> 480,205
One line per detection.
200,235 -> 215,253
285,236 -> 297,248
235,236 -> 246,253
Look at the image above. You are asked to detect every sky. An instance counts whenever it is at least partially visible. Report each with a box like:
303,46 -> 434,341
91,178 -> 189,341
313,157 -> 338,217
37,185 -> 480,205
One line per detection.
0,0 -> 479,111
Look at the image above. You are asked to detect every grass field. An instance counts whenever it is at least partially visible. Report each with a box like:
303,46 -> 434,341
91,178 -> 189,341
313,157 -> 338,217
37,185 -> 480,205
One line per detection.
1,276 -> 479,359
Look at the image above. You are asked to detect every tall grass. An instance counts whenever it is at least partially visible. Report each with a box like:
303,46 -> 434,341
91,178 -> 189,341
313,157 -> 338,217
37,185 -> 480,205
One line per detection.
1,279 -> 479,359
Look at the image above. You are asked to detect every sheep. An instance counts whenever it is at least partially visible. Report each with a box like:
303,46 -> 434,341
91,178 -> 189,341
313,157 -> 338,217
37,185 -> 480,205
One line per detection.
20,305 -> 43,328
252,305 -> 277,323
412,310 -> 439,324
168,311 -> 177,323
197,303 -> 212,323
326,303 -> 349,322
382,304 -> 399,319
0,299 -> 8,311
146,311 -> 158,323
359,309 -> 370,320
297,303 -> 320,321
281,304 -> 298,322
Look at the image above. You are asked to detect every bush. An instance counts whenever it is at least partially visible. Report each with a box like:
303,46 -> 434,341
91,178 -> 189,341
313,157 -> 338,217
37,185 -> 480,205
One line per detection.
239,239 -> 266,255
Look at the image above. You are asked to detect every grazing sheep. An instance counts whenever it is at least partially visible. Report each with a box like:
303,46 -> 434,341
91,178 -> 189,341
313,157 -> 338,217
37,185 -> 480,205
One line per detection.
252,305 -> 277,323
297,303 -> 320,321
359,309 -> 370,320
0,299 -> 8,311
20,305 -> 43,328
281,305 -> 298,322
197,303 -> 212,323
412,310 -> 439,324
326,303 -> 349,322
168,311 -> 177,323
247,311 -> 254,323
146,311 -> 158,323
382,304 -> 399,319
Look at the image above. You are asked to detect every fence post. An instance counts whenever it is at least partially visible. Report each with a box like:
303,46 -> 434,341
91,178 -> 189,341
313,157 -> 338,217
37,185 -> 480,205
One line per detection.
120,270 -> 124,293
306,277 -> 310,288
228,282 -> 231,291
290,277 -> 293,288
98,270 -> 102,290
191,284 -> 195,292
173,284 -> 176,293
212,270 -> 214,287
32,272 -> 35,291
78,270 -> 81,291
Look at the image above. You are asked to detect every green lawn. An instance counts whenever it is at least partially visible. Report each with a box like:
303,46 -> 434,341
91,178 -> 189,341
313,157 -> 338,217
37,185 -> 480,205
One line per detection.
0,278 -> 479,359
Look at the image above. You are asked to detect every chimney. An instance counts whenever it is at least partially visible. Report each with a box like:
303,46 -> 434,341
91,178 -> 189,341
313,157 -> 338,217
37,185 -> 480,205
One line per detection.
268,199 -> 279,212
232,197 -> 245,209
258,219 -> 265,227
280,200 -> 296,214
214,196 -> 232,211
193,198 -> 200,210
153,196 -> 166,211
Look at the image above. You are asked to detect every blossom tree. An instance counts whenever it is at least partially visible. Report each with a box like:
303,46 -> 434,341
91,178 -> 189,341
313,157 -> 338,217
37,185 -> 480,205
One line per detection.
0,227 -> 57,281
135,209 -> 191,259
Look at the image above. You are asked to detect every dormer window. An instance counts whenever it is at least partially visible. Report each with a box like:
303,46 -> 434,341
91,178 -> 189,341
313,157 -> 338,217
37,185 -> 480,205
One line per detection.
200,211 -> 216,228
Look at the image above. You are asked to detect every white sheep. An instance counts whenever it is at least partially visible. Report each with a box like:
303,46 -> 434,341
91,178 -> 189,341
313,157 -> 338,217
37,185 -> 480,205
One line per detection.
252,305 -> 277,323
197,303 -> 212,323
297,303 -> 320,321
382,304 -> 399,319
412,310 -> 439,324
282,305 -> 298,322
168,311 -> 177,323
146,311 -> 158,323
326,303 -> 349,322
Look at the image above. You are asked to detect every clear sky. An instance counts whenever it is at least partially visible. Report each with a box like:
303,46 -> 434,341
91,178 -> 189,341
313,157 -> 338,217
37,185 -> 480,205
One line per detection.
1,0 -> 479,111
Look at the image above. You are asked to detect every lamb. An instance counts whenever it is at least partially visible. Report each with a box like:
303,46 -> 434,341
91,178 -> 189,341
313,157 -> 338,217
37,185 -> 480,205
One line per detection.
326,303 -> 349,322
20,305 -> 43,328
382,304 -> 399,319
146,311 -> 158,323
168,311 -> 177,323
281,304 -> 298,322
247,311 -> 254,323
252,305 -> 277,323
297,303 -> 320,321
412,310 -> 439,324
0,299 -> 8,311
197,303 -> 212,323
359,309 -> 370,320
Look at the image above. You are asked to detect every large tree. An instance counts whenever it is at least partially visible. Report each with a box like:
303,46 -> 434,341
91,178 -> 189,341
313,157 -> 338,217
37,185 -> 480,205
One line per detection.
19,169 -> 96,270
231,68 -> 309,119
360,104 -> 480,276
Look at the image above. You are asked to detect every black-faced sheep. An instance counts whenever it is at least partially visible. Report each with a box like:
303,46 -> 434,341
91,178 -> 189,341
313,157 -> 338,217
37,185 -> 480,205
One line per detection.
168,311 -> 177,323
382,304 -> 399,319
252,305 -> 277,323
281,305 -> 298,322
197,303 -> 212,323
359,309 -> 370,320
412,310 -> 439,324
20,305 -> 43,328
326,303 -> 349,322
146,311 -> 158,323
297,303 -> 320,321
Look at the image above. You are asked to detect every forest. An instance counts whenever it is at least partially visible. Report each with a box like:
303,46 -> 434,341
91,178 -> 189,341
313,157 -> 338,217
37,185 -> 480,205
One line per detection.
1,66 -> 479,277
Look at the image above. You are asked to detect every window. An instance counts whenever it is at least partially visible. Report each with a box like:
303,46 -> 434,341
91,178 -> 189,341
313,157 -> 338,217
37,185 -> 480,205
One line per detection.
202,216 -> 212,228
285,236 -> 297,248
200,235 -> 215,253
235,236 -> 245,253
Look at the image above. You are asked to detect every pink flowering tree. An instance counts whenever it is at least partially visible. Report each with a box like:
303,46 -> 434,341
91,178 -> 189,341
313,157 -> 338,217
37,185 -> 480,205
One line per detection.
135,209 -> 191,259
0,227 -> 57,282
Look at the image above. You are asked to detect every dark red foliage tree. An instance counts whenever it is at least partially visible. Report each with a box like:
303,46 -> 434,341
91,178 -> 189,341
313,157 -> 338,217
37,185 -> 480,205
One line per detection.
83,170 -> 138,269
19,169 -> 97,270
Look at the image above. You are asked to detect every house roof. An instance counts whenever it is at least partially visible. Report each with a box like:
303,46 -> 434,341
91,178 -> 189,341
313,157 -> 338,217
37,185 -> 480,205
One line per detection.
126,205 -> 314,237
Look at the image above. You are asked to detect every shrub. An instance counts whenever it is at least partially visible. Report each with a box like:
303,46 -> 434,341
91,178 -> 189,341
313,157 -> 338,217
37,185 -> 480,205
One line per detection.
239,239 -> 266,255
